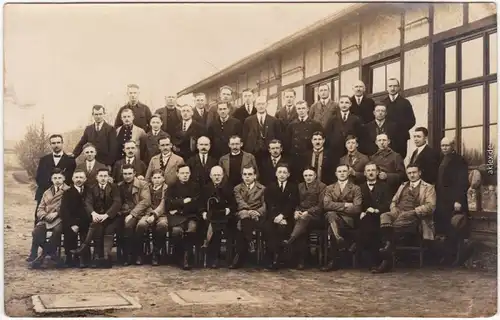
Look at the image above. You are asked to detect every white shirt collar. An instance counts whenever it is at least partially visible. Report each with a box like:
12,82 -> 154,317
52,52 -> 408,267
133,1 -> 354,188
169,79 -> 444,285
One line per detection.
342,111 -> 349,117
416,144 -> 427,155
257,113 -> 266,120
99,183 -> 107,190
199,153 -> 207,160
231,151 -> 241,156
125,156 -> 135,163
271,155 -> 281,162
183,119 -> 192,126
162,152 -> 171,159
376,119 -> 385,126
220,116 -> 229,123
152,129 -> 160,135
355,95 -> 363,103
390,93 -> 399,101
279,180 -> 287,188
153,184 -> 162,191
338,180 -> 348,190
246,182 -> 255,190
321,98 -> 330,104
411,179 -> 421,188
75,185 -> 82,192
86,159 -> 95,167
299,115 -> 308,122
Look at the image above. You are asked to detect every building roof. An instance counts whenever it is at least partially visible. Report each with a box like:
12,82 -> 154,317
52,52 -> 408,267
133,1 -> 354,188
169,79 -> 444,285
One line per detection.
177,3 -> 369,96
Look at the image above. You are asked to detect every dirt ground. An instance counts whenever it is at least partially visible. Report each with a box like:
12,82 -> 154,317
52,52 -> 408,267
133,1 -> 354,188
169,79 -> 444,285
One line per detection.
3,170 -> 498,317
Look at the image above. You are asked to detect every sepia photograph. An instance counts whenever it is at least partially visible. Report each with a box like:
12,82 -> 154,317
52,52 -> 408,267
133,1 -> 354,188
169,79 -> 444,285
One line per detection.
3,1 -> 498,317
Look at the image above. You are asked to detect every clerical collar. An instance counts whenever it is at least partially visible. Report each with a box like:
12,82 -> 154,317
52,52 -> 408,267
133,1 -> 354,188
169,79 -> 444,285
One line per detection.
220,116 -> 229,123
231,151 -> 241,156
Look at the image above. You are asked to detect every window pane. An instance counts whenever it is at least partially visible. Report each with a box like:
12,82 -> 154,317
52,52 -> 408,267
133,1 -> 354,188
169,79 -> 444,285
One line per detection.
489,82 -> 497,124
445,45 -> 457,84
386,61 -> 401,82
481,185 -> 497,212
489,33 -> 497,74
372,66 -> 386,93
461,126 -> 484,166
461,85 -> 484,127
445,91 -> 457,129
461,37 -> 484,80
333,78 -> 339,102
444,129 -> 456,142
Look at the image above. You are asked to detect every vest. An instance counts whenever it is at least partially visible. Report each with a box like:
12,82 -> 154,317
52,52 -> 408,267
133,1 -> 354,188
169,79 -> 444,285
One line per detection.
150,186 -> 164,209
397,183 -> 420,212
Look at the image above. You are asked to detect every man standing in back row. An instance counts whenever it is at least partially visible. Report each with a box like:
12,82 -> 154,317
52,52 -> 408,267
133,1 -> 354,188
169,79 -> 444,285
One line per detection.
114,84 -> 152,132
309,83 -> 338,130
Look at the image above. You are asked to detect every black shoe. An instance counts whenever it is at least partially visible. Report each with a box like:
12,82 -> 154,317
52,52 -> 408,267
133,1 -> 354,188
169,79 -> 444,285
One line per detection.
70,243 -> 88,255
135,256 -> 143,266
348,243 -> 357,253
28,254 -> 46,269
371,260 -> 392,274
296,262 -> 305,270
182,252 -> 191,270
26,254 -> 38,263
229,253 -> 243,269
152,254 -> 159,266
210,259 -> 219,269
320,260 -> 338,272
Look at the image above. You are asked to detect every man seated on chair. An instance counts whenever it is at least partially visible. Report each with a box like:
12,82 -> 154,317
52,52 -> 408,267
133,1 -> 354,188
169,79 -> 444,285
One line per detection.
263,163 -> 299,270
60,169 -> 91,268
200,166 -> 236,268
231,165 -> 266,269
118,164 -> 151,266
141,169 -> 169,266
164,164 -> 200,270
29,168 -> 71,269
356,162 -> 392,271
373,163 -> 436,274
284,167 -> 327,270
321,164 -> 362,272
72,168 -> 121,268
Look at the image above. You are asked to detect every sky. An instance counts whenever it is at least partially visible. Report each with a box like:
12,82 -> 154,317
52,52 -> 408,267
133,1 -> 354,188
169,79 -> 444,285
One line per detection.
4,2 -> 350,141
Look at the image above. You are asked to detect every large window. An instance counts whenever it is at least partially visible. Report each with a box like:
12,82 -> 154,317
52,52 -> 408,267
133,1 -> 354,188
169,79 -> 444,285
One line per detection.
439,29 -> 497,213
305,76 -> 339,107
367,57 -> 401,96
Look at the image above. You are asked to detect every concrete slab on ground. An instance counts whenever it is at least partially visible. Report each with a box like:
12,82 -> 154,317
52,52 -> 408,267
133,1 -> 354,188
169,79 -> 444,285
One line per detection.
170,289 -> 261,305
32,291 -> 141,314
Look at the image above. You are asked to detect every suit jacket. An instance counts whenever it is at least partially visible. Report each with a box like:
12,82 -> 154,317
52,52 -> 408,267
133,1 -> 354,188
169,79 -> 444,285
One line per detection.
200,181 -> 237,218
360,180 -> 392,213
436,152 -> 469,215
114,102 -> 153,132
408,145 -> 440,185
383,94 -> 416,158
84,183 -> 122,219
172,119 -> 206,160
234,182 -> 266,216
339,150 -> 370,184
370,148 -> 406,192
186,153 -> 218,188
258,155 -> 289,186
297,180 -> 327,219
207,116 -> 241,159
117,177 -> 151,219
391,180 -> 436,240
242,114 -> 282,154
309,99 -> 338,130
60,185 -> 90,228
145,152 -> 185,186
36,184 -> 71,229
76,160 -> 107,187
206,102 -> 235,128
301,149 -> 339,185
323,181 -> 362,227
285,117 -> 323,158
35,153 -> 76,201
192,106 -> 210,128
144,129 -> 170,165
148,184 -> 169,217
112,157 -> 147,183
164,180 -> 200,226
219,151 -> 259,179
275,105 -> 298,130
349,95 -> 375,124
233,104 -> 257,124
325,112 -> 363,156
154,106 -> 182,136
362,119 -> 398,156
73,121 -> 117,166
115,125 -> 147,161
264,181 -> 299,221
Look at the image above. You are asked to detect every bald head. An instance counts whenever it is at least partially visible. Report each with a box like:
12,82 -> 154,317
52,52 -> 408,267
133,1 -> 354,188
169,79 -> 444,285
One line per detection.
440,137 -> 455,155
197,136 -> 211,154
353,80 -> 366,97
210,165 -> 224,184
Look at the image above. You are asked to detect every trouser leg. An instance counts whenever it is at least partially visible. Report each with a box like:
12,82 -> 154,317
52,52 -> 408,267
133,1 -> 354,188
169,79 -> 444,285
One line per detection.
32,223 -> 47,253
288,218 -> 310,244
122,216 -> 138,261
325,212 -> 344,243
46,224 -> 63,256
154,217 -> 168,255
135,218 -> 149,258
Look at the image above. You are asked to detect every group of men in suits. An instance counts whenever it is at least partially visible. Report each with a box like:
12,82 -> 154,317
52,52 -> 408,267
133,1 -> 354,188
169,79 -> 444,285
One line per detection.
28,79 -> 470,273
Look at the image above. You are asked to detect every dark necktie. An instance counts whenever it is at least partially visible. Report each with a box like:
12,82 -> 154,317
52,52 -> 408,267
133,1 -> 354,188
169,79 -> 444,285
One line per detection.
343,113 -> 347,122
348,154 -> 354,166
272,157 -> 277,167
183,121 -> 187,132
80,187 -> 84,195
127,158 -> 132,165
314,152 -> 320,172
259,116 -> 264,127
202,154 -> 206,166
410,149 -> 419,164
280,182 -> 284,192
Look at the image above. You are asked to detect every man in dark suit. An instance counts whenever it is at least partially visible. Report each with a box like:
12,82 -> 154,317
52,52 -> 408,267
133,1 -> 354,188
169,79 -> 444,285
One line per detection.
72,105 -> 117,167
154,94 -> 182,137
112,141 -> 147,183
207,101 -> 241,159
408,127 -> 440,185
362,103 -> 398,156
206,85 -> 236,128
60,170 -> 91,268
242,95 -> 282,165
369,133 -> 406,194
144,115 -> 169,165
200,166 -> 236,268
75,143 -> 107,187
34,134 -> 76,224
339,135 -> 370,185
309,82 -> 338,130
258,139 -> 288,186
275,88 -> 298,130
263,164 -> 299,269
356,163 -> 392,271
435,137 -> 470,265
325,95 -> 363,157
114,84 -> 152,132
349,80 -> 375,124
232,88 -> 256,124
115,108 -> 148,161
284,100 -> 322,162
172,104 -> 206,160
186,136 -> 218,189
382,78 -> 416,159
322,164 -> 362,271
302,131 -> 338,185
192,93 -> 210,128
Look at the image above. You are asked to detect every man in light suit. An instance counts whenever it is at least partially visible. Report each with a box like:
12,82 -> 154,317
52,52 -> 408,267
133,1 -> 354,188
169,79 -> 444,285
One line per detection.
232,88 -> 256,124
75,143 -> 107,187
374,164 -> 436,273
309,83 -> 338,130
72,105 -> 117,167
275,88 -> 298,130
321,164 -> 363,271
349,80 -> 375,124
219,135 -> 259,188
115,108 -> 147,162
339,135 -> 370,185
242,95 -> 282,165
192,93 -> 210,128
145,136 -> 185,186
